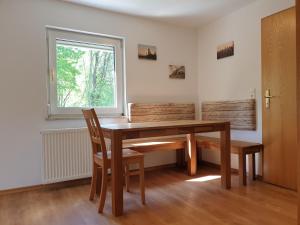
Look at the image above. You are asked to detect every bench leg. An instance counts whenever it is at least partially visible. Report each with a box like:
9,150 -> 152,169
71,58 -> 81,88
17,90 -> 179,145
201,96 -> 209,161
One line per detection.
176,149 -> 185,168
238,153 -> 247,186
197,147 -> 202,165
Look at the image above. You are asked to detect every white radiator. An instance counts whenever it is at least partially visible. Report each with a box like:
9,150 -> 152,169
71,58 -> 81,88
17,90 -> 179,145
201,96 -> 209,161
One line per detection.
41,128 -> 92,184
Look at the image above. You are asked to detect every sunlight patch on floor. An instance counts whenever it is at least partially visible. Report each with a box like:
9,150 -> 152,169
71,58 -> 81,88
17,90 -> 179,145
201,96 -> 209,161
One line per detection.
131,141 -> 173,146
186,175 -> 221,182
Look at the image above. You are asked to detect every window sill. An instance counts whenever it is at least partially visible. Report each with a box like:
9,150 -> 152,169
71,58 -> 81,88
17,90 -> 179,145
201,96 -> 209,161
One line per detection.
46,114 -> 127,121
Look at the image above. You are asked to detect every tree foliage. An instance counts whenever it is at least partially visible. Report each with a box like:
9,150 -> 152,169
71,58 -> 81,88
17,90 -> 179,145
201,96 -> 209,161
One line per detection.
56,44 -> 115,108
85,50 -> 115,107
56,45 -> 84,107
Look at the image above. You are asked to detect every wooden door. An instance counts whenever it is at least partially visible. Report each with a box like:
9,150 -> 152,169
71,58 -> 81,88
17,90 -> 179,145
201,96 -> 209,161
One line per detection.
262,7 -> 297,190
296,0 -> 300,223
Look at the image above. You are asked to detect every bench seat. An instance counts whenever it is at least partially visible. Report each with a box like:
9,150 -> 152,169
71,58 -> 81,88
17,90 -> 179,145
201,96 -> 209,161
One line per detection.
123,136 -> 187,167
196,135 -> 263,185
123,136 -> 186,152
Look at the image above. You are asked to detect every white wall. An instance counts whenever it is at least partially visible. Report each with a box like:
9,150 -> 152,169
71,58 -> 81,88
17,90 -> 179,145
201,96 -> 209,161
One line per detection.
0,0 -> 198,190
197,0 -> 295,171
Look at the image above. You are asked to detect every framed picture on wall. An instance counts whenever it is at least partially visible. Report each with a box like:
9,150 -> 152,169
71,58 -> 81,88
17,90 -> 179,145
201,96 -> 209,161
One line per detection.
217,41 -> 234,60
138,44 -> 157,60
169,65 -> 185,79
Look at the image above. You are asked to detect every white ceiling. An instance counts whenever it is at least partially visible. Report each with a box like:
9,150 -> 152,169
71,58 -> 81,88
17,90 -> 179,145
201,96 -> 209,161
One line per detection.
64,0 -> 257,28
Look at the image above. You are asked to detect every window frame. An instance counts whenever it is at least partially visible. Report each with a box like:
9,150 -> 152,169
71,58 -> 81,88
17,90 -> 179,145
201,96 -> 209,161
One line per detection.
46,27 -> 126,119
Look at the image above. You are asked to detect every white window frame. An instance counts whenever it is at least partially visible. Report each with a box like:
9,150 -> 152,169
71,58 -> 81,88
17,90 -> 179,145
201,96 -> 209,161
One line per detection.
46,27 -> 125,119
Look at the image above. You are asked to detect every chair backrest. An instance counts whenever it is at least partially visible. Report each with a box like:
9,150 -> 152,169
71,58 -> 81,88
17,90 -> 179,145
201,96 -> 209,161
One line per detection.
82,108 -> 108,160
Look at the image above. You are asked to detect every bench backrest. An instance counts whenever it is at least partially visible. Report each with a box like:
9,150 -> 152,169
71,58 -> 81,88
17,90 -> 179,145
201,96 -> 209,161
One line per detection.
201,99 -> 256,130
128,103 -> 195,122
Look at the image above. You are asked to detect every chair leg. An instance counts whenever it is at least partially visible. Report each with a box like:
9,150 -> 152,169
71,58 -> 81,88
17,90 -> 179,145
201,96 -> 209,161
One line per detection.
139,158 -> 145,204
89,163 -> 98,201
125,163 -> 130,192
98,166 -> 108,213
96,167 -> 102,196
238,152 -> 247,186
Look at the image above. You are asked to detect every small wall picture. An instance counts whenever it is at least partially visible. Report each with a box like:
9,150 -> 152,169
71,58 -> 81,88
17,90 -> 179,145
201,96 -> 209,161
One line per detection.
217,41 -> 234,60
138,44 -> 157,60
169,65 -> 185,79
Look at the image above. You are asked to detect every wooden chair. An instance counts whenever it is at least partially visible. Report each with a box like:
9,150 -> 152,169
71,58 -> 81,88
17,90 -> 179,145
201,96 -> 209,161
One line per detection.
82,108 -> 145,213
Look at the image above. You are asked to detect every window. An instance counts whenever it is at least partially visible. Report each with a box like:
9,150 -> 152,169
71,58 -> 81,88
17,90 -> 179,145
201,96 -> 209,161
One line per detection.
47,27 -> 125,118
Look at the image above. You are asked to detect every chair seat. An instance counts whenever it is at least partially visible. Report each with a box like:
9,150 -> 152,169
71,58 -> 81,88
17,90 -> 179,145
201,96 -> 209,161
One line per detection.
95,148 -> 143,160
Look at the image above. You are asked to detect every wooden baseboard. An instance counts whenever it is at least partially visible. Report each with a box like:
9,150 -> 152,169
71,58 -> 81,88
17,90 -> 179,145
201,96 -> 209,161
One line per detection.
0,163 -> 177,196
0,178 -> 92,196
0,184 -> 45,196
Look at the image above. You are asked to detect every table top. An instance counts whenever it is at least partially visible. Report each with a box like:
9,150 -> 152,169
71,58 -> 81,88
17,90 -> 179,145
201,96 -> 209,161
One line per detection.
101,120 -> 229,132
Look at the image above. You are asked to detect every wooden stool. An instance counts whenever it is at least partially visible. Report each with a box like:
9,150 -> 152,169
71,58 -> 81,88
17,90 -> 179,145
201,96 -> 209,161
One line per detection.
196,136 -> 263,186
238,145 -> 263,186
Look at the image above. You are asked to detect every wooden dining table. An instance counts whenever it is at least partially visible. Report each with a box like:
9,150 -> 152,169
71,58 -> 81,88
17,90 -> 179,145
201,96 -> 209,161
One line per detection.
101,120 -> 231,217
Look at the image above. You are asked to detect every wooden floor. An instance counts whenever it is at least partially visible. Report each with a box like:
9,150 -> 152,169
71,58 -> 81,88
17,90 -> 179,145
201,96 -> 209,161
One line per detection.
0,167 -> 297,225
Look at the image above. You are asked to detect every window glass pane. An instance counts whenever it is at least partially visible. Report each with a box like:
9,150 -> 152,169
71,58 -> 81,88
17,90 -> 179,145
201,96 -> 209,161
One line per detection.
56,40 -> 116,108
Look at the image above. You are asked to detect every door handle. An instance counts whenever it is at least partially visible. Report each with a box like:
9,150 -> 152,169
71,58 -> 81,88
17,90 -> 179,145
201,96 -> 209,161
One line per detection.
264,89 -> 273,109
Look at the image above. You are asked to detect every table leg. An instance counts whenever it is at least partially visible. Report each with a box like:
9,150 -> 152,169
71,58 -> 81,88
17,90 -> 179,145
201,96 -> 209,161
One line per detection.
111,131 -> 123,216
187,133 -> 197,176
220,123 -> 231,189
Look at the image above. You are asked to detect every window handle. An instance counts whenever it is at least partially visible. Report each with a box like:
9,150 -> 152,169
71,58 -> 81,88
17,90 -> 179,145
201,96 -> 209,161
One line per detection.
50,68 -> 55,81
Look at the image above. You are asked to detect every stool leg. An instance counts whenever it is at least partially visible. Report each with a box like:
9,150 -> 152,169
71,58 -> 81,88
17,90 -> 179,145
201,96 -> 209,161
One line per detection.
238,153 -> 247,186
139,158 -> 145,204
252,153 -> 256,180
248,153 -> 256,181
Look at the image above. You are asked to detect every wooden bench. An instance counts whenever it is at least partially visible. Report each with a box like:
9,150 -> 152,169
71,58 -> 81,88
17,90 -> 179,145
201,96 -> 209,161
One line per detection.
123,103 -> 195,167
198,99 -> 263,185
196,136 -> 263,185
